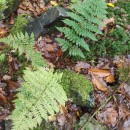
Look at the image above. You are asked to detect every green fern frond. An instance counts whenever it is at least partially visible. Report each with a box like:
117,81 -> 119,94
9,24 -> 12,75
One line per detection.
10,68 -> 67,130
56,0 -> 107,58
0,32 -> 46,67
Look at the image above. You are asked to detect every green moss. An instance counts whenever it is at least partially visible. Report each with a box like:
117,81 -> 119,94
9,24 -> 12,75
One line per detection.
11,14 -> 29,35
57,69 -> 93,105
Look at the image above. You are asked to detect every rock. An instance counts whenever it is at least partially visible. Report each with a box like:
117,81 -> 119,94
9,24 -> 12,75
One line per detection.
0,0 -> 19,20
24,7 -> 68,39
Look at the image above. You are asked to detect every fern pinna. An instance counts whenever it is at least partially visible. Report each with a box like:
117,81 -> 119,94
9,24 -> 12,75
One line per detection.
56,0 -> 107,58
0,32 -> 46,67
10,68 -> 67,130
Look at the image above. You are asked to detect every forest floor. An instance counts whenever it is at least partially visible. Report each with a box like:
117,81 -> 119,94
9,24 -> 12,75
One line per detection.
0,0 -> 130,130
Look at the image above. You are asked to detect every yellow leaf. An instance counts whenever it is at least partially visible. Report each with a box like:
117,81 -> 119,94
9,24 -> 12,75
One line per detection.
105,74 -> 115,83
89,68 -> 110,77
50,1 -> 58,6
107,3 -> 115,8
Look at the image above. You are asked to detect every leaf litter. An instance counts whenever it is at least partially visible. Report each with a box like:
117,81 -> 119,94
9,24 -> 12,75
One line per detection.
0,0 -> 130,130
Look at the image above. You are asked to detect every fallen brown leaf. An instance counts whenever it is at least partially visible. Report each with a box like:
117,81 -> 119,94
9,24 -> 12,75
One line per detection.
89,68 -> 110,77
0,93 -> 7,104
46,44 -> 54,52
92,74 -> 108,92
75,61 -> 90,72
105,74 -> 115,83
96,107 -> 118,127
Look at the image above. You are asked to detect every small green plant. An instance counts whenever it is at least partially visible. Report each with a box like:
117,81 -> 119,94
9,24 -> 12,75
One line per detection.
107,0 -> 130,26
56,0 -> 107,58
85,27 -> 130,60
117,66 -> 130,83
10,68 -> 67,130
57,69 -> 93,105
0,32 -> 46,68
11,14 -> 29,35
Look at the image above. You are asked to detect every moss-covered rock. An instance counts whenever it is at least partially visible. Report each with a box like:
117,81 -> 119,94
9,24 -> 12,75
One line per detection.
57,69 -> 93,106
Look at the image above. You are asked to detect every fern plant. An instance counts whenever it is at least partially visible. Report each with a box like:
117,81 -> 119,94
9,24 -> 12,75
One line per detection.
0,32 -> 46,68
11,14 -> 29,35
10,68 -> 67,130
56,0 -> 107,58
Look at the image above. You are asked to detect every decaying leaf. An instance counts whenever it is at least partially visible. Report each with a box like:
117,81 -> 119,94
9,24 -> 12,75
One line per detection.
75,61 -> 90,72
105,74 -> 115,83
96,107 -> 118,127
89,68 -> 111,77
92,74 -> 108,92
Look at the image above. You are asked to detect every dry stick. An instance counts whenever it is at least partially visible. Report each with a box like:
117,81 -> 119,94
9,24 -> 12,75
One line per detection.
78,73 -> 130,130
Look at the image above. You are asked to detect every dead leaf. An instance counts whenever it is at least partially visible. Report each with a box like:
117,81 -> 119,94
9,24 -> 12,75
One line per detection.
0,28 -> 8,38
105,74 -> 115,83
2,75 -> 11,80
92,74 -> 108,91
44,36 -> 52,43
60,105 -> 67,116
99,18 -> 114,31
46,44 -> 54,52
50,1 -> 58,6
118,115 -> 130,130
5,80 -> 19,91
89,68 -> 110,77
96,107 -> 118,127
75,62 -> 90,72
103,18 -> 114,25
126,25 -> 130,31
0,93 -> 7,104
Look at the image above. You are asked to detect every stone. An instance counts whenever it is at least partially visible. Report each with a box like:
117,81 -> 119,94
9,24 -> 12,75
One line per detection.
0,0 -> 19,20
24,7 -> 68,39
